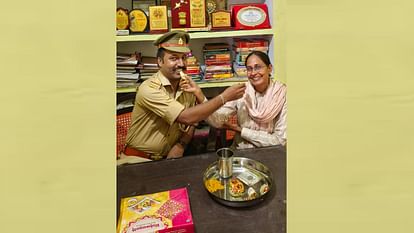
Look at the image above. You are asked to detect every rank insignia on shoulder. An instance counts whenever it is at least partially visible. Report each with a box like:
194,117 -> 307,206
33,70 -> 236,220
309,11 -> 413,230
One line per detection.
148,80 -> 161,89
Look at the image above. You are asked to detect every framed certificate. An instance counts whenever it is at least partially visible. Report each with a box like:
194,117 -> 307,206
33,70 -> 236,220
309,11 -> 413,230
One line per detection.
149,5 -> 168,32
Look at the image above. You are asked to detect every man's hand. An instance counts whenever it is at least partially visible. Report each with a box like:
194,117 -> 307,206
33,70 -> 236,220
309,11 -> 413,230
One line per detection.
166,143 -> 185,159
221,83 -> 246,103
180,74 -> 200,93
180,74 -> 204,103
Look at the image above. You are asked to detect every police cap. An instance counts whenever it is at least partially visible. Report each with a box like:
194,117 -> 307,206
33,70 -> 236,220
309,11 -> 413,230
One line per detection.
153,30 -> 191,53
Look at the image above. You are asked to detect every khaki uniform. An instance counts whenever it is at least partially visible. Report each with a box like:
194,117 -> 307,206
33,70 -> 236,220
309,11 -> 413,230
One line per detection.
125,71 -> 196,158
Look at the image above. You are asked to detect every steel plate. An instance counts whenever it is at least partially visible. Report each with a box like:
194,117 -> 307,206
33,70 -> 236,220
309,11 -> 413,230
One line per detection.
203,157 -> 273,207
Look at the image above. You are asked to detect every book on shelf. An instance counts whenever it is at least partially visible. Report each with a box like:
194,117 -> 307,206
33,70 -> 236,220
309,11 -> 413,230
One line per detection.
233,66 -> 247,77
205,70 -> 232,75
203,42 -> 231,51
117,60 -> 138,66
233,39 -> 269,48
117,65 -> 137,69
204,54 -> 231,59
204,53 -> 231,60
139,73 -> 155,80
205,66 -> 232,72
117,67 -> 137,73
204,72 -> 233,79
202,42 -> 233,82
116,78 -> 140,87
233,46 -> 269,52
204,58 -> 231,63
140,56 -> 158,66
191,76 -> 203,83
202,49 -> 231,54
186,68 -> 200,74
137,65 -> 159,70
117,84 -> 140,89
187,65 -> 199,71
117,72 -> 139,80
117,79 -> 139,84
185,52 -> 201,80
205,60 -> 231,66
235,52 -> 249,63
232,39 -> 269,68
139,70 -> 158,75
117,53 -> 139,66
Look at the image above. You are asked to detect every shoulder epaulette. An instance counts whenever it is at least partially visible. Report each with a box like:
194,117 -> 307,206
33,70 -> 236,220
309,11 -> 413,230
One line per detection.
147,77 -> 162,89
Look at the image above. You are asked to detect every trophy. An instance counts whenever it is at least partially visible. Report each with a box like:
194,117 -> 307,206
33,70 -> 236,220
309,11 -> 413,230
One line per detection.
206,0 -> 217,28
116,8 -> 129,30
211,10 -> 231,29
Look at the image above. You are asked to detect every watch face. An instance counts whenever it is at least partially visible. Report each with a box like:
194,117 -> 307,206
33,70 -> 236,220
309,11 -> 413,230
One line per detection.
237,6 -> 266,26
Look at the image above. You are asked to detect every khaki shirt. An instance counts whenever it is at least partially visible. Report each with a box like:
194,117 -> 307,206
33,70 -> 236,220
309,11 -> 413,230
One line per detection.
125,71 -> 196,157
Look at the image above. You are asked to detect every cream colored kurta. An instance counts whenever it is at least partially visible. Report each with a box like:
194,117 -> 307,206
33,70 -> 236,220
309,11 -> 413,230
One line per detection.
207,87 -> 287,149
125,71 -> 196,157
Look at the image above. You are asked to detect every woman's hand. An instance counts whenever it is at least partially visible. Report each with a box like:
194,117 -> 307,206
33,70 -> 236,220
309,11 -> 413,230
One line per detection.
221,120 -> 241,133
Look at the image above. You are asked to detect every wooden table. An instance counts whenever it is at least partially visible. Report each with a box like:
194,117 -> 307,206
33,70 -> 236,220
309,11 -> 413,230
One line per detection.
117,146 -> 286,233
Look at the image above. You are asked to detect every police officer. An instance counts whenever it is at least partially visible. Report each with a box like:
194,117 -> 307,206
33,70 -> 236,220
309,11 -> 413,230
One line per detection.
119,31 -> 246,164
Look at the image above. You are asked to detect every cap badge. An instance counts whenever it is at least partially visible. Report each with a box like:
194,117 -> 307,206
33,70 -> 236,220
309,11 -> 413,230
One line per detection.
178,38 -> 183,45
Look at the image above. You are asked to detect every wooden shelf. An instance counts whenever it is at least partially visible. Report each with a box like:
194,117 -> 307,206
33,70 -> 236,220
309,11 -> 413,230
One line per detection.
117,79 -> 247,93
199,80 -> 247,88
116,29 -> 274,42
117,86 -> 138,93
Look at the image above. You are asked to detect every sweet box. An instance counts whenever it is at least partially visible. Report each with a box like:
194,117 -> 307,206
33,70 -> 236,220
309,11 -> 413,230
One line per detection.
117,187 -> 194,233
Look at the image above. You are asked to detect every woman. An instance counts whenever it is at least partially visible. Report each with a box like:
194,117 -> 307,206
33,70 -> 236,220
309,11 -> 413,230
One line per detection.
207,51 -> 287,149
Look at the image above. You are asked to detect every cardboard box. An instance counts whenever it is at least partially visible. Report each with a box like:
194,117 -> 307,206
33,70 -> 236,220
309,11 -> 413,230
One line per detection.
117,187 -> 194,233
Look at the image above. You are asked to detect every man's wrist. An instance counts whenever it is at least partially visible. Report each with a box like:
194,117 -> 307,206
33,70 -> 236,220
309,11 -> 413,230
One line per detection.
177,139 -> 188,148
218,94 -> 226,105
195,89 -> 204,102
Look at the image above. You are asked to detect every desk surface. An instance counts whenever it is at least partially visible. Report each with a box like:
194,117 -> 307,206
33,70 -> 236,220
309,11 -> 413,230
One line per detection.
117,146 -> 286,233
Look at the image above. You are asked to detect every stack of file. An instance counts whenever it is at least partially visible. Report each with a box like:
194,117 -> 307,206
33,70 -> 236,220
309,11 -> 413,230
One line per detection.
117,53 -> 139,88
233,39 -> 269,77
185,52 -> 202,82
137,56 -> 158,80
203,43 -> 233,81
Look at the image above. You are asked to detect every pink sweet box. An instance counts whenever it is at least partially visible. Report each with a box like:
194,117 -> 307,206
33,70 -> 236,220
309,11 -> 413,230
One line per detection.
117,187 -> 194,233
